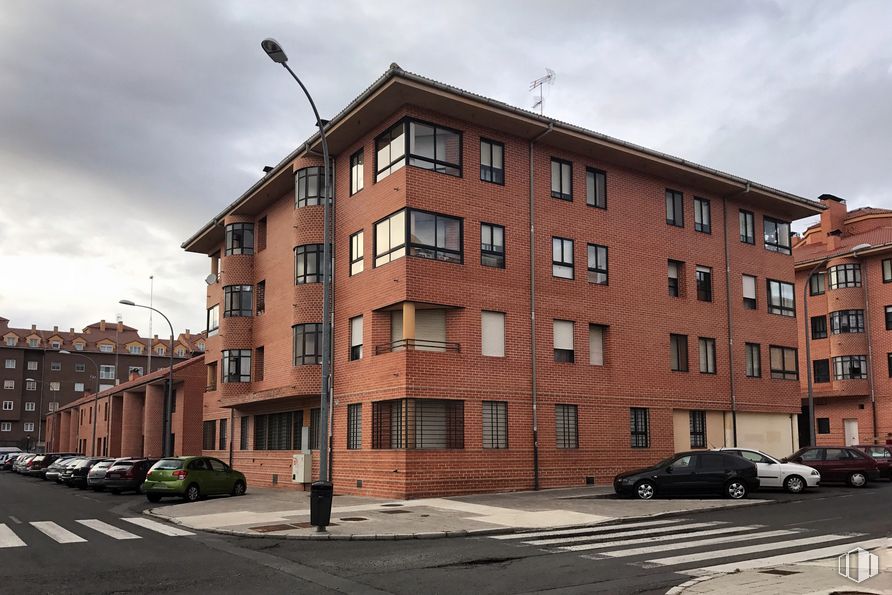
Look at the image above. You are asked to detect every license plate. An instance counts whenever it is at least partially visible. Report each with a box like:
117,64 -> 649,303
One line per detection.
108,473 -> 120,479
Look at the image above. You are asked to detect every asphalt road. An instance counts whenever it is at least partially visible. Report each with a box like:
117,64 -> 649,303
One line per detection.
2,471 -> 891,594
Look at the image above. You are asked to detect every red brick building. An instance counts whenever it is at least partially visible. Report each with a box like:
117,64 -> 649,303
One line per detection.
794,195 -> 892,446
183,65 -> 822,498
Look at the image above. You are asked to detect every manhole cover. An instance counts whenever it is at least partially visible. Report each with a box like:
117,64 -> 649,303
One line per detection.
760,569 -> 800,576
380,509 -> 412,514
381,503 -> 404,507
339,517 -> 369,522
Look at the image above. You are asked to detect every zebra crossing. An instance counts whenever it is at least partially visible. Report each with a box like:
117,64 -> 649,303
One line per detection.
488,517 -> 884,576
0,517 -> 194,548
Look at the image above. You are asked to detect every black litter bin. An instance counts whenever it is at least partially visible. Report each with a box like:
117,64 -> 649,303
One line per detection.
310,481 -> 333,527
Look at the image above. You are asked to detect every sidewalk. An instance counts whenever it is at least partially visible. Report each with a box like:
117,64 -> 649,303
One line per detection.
146,485 -> 766,540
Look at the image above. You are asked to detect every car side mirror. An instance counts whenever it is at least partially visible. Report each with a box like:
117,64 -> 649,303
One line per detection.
665,466 -> 673,474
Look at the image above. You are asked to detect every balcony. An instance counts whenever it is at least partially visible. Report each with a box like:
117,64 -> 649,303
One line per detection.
375,339 -> 460,355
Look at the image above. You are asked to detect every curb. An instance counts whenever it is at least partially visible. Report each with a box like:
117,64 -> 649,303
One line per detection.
143,497 -> 774,542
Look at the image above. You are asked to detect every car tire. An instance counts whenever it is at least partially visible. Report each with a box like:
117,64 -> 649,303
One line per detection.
848,472 -> 868,488
725,479 -> 748,499
231,480 -> 246,497
784,475 -> 805,494
146,494 -> 162,503
634,480 -> 656,500
184,483 -> 201,503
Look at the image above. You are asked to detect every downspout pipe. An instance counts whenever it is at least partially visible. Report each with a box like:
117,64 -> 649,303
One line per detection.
855,249 -> 879,444
529,123 -> 553,491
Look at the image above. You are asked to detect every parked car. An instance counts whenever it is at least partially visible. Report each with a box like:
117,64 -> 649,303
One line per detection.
13,454 -> 37,474
143,456 -> 247,503
87,459 -> 121,491
104,459 -> 157,494
784,447 -> 881,487
715,447 -> 821,493
26,453 -> 77,478
45,456 -> 80,482
613,451 -> 759,500
852,445 -> 892,480
58,457 -> 87,485
68,458 -> 111,489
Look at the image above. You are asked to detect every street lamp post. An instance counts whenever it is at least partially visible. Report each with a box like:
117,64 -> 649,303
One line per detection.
119,300 -> 175,458
261,38 -> 333,532
25,377 -> 54,452
59,350 -> 100,455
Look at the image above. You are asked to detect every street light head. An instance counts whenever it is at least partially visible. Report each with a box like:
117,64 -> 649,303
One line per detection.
851,243 -> 872,254
58,350 -> 70,355
261,38 -> 288,63
119,299 -> 136,306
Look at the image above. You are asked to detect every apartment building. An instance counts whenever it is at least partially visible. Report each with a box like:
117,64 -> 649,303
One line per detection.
794,195 -> 892,447
183,65 -> 822,498
0,317 -> 205,450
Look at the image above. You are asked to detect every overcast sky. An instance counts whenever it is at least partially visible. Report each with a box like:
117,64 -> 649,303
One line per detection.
1,0 -> 891,336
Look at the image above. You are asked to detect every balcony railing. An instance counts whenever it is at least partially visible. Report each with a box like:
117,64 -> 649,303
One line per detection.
375,339 -> 461,355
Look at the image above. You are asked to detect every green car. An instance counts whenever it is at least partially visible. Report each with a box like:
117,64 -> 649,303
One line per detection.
143,456 -> 247,503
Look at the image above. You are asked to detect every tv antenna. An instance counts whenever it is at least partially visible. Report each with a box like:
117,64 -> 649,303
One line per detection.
530,68 -> 556,115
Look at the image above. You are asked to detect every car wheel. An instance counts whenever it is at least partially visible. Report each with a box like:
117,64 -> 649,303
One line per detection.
231,480 -> 246,497
784,475 -> 805,494
185,484 -> 201,503
726,480 -> 748,499
146,494 -> 162,503
848,472 -> 867,488
634,480 -> 656,500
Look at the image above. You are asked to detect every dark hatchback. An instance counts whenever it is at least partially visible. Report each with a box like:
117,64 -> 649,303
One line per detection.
853,445 -> 892,480
67,457 -> 109,488
786,447 -> 881,487
104,459 -> 158,494
614,451 -> 759,500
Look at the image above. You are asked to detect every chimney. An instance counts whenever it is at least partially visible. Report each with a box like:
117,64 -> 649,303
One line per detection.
819,194 -> 847,250
53,326 -> 58,333
129,370 -> 141,381
69,328 -> 74,334
185,329 -> 191,339
99,319 -> 106,331
154,334 -> 158,340
31,324 -> 37,331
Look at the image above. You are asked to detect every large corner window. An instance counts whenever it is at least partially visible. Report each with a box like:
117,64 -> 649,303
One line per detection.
830,310 -> 864,334
833,355 -> 867,380
224,223 -> 254,255
295,166 -> 325,207
375,119 -> 462,182
222,349 -> 252,383
374,209 -> 462,266
294,244 -> 323,284
828,264 -> 861,289
372,398 -> 464,449
375,121 -> 406,181
764,217 -> 791,254
223,285 -> 253,317
293,323 -> 322,365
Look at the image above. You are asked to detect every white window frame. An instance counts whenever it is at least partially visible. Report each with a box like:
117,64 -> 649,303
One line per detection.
2,401 -> 13,410
3,381 -> 13,390
4,359 -> 14,369
481,311 -> 506,358
99,344 -> 114,353
23,423 -> 34,433
24,402 -> 35,412
0,422 -> 11,432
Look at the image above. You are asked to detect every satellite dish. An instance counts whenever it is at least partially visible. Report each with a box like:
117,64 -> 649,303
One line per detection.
204,274 -> 217,285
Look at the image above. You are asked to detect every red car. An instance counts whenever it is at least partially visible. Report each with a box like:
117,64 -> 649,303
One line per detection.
853,445 -> 892,480
785,447 -> 880,487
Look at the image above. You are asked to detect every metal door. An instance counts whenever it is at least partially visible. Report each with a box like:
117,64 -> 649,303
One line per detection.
844,419 -> 859,446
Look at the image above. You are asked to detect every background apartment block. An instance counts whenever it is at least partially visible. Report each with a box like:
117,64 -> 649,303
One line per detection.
183,65 -> 822,498
0,317 -> 205,450
794,195 -> 892,447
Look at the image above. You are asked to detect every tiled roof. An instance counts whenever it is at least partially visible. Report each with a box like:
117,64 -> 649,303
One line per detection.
794,227 -> 892,263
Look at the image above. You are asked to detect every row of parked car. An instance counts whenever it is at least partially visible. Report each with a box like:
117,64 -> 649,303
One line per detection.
614,444 -> 892,500
0,451 -> 248,503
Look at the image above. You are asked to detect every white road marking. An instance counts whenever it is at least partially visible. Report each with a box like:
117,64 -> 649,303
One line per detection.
597,529 -> 800,558
526,522 -> 723,546
559,525 -> 765,552
0,524 -> 26,548
644,533 -> 860,567
491,518 -> 685,540
76,519 -> 141,540
122,517 -> 194,536
8,516 -> 22,524
31,521 -> 87,544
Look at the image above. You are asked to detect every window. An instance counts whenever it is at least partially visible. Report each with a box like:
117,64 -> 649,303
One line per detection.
347,404 -> 362,449
222,349 -> 251,383
222,285 -> 254,317
589,324 -> 605,366
26,380 -> 37,391
99,365 -> 115,380
809,272 -> 826,296
813,359 -> 830,383
742,275 -> 757,309
770,346 -> 798,380
24,402 -> 35,412
350,231 -> 364,275
834,355 -> 867,380
207,304 -> 220,336
763,217 -> 791,254
375,121 -> 406,181
696,266 -> 712,302
294,244 -> 324,284
884,259 -> 892,283
817,418 -> 830,434
372,398 -> 464,449
224,223 -> 254,255
99,344 -> 114,353
255,281 -> 265,315
481,311 -> 506,358
811,316 -> 828,339
666,189 -> 684,227
586,168 -> 606,209
480,139 -> 504,184
48,402 -> 59,412
218,418 -> 227,451
253,411 -> 303,450
2,382 -> 12,391
630,408 -> 650,448
27,361 -> 37,370
295,166 -> 325,207
889,353 -> 892,378
256,216 -> 267,252
830,310 -> 864,334
128,345 -> 142,355
828,264 -> 861,289
555,404 -> 578,449
240,416 -> 249,450
482,401 -> 508,448
2,401 -> 12,410
74,382 -> 85,392
481,223 -> 505,268
50,361 -> 61,371
690,411 -> 707,448
4,337 -> 14,346
22,422 -> 33,433
887,306 -> 892,330
254,347 -> 264,382
3,359 -> 13,369
668,260 -> 682,297
407,120 -> 462,176
553,320 -> 574,363
694,198 -> 711,233
408,210 -> 462,263
745,343 -> 761,377
293,324 -> 322,365
551,158 -> 572,200
739,210 -> 755,244
28,338 -> 39,348
309,408 -> 321,450
586,244 -> 608,285
552,237 -> 574,279
670,334 -> 689,372
350,149 -> 364,195
51,340 -> 61,349
699,337 -> 716,374
202,421 -> 216,450
374,210 -> 407,266
767,279 -> 795,316
350,316 -> 363,361
0,422 -> 10,432
49,382 -> 60,391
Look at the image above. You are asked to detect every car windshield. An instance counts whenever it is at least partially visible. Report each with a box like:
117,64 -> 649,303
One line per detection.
153,459 -> 183,470
95,461 -> 113,468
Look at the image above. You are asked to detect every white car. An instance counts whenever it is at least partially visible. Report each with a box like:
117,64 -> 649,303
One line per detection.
715,448 -> 820,493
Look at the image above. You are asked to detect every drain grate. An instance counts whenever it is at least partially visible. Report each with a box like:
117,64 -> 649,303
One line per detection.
759,569 -> 800,576
380,509 -> 412,514
339,517 -> 369,522
250,524 -> 297,533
